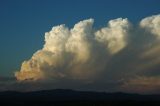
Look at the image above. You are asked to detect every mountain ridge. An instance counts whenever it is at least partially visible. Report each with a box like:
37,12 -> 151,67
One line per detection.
0,89 -> 160,105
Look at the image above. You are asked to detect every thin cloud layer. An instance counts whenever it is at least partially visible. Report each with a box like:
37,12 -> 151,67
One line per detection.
15,14 -> 160,94
122,76 -> 160,94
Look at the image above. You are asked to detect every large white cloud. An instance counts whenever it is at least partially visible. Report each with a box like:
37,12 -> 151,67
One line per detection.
140,14 -> 160,37
16,18 -> 130,81
95,18 -> 130,54
15,14 -> 160,94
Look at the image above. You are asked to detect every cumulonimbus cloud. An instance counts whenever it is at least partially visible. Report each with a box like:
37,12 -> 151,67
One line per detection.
15,14 -> 160,94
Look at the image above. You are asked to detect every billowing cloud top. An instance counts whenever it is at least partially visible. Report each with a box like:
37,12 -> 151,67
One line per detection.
15,14 -> 160,94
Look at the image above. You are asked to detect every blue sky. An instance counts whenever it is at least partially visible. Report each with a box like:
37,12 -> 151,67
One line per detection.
0,0 -> 160,77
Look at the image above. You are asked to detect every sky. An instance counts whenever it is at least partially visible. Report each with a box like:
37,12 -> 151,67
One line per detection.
0,0 -> 160,76
0,0 -> 160,94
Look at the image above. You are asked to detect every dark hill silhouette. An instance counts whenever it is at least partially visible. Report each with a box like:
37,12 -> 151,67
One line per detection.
0,89 -> 160,106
